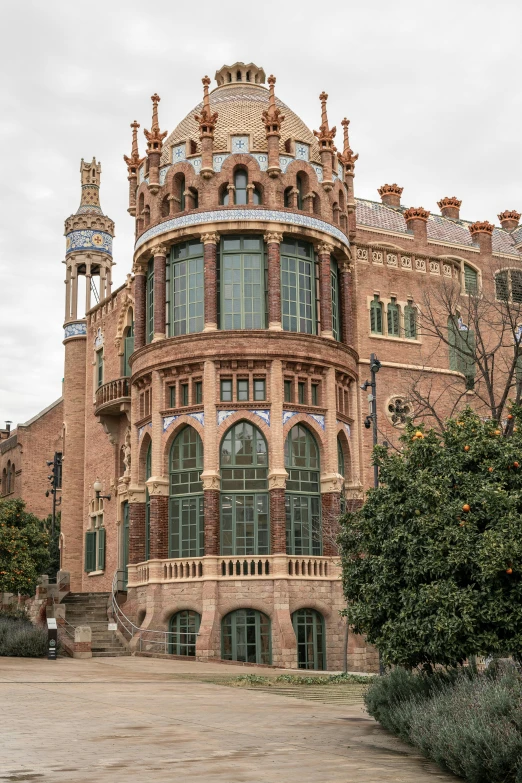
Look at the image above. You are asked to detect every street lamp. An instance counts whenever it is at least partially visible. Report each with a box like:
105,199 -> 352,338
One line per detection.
93,478 -> 111,501
360,353 -> 381,488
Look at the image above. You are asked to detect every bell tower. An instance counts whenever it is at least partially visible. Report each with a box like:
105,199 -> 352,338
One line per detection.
61,159 -> 115,589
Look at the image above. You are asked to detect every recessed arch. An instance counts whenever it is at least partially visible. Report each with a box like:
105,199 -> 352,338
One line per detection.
221,608 -> 271,664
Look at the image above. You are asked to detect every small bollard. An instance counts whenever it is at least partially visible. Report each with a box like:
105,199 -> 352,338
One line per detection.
47,618 -> 58,660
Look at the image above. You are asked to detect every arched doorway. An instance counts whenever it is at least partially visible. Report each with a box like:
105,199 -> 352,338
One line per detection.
292,608 -> 326,670
221,608 -> 271,664
168,610 -> 201,656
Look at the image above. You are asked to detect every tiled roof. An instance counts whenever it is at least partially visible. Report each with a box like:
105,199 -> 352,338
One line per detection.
426,214 -> 473,246
355,199 -> 409,234
491,228 -> 519,255
512,225 -> 522,246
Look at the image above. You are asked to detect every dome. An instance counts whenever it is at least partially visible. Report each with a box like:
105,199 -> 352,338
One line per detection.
160,64 -> 322,165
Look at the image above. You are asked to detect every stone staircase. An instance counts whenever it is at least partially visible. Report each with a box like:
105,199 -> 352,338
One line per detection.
61,592 -> 130,657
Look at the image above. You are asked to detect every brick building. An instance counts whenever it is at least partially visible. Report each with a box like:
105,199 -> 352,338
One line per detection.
52,62 -> 522,669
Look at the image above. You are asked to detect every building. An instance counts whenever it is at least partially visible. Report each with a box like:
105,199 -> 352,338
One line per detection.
18,61 -> 522,669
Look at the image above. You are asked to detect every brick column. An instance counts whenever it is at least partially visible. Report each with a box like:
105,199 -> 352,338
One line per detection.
316,242 -> 334,339
203,488 -> 220,555
128,497 -> 146,564
148,493 -> 169,559
202,233 -> 219,331
264,232 -> 284,331
152,244 -> 167,340
270,487 -> 287,554
134,270 -> 146,350
339,261 -> 353,346
321,490 -> 341,556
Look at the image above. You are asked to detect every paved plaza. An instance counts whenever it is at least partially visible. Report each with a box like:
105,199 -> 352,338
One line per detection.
0,656 -> 458,782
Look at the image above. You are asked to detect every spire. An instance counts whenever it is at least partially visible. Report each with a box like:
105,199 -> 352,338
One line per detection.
314,92 -> 336,147
262,75 -> 285,134
123,121 -> 145,175
194,76 -> 218,137
340,118 -> 358,172
77,158 -> 103,214
144,93 -> 167,153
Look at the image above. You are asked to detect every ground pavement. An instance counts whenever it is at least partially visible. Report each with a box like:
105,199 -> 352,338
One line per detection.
0,656 -> 459,783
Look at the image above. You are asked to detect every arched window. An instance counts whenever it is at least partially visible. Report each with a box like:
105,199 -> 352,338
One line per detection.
234,169 -> 248,205
284,187 -> 293,208
220,235 -> 266,330
168,240 -> 204,336
404,301 -> 417,339
169,426 -> 204,558
330,258 -> 340,341
448,315 -> 476,389
387,298 -> 400,337
145,442 -> 151,560
281,239 -> 317,335
222,608 -> 271,664
463,264 -> 478,294
220,421 -> 268,555
161,196 -> 170,218
370,295 -> 383,335
146,258 -> 154,344
10,464 -> 15,495
252,186 -> 261,205
337,436 -> 345,478
296,174 -> 304,210
123,317 -> 134,377
495,270 -> 522,303
169,610 -> 201,656
179,175 -> 186,211
292,609 -> 325,670
1,468 -> 6,496
6,461 -> 11,494
284,425 -> 321,555
138,192 -> 144,216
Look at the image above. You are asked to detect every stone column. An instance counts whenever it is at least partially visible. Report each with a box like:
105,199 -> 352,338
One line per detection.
134,269 -> 147,350
339,260 -> 353,346
265,232 -> 283,331
128,490 -> 146,564
316,242 -> 334,339
202,233 -> 219,331
152,244 -> 167,340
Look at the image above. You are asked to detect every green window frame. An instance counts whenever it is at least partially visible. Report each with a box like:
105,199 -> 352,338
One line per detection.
169,426 -> 204,558
298,382 -> 306,405
330,258 -> 341,341
145,442 -> 151,561
448,316 -> 476,389
281,239 -> 317,335
284,379 -> 292,402
370,295 -> 383,335
169,386 -> 176,407
237,379 -> 249,401
296,174 -> 304,210
219,235 -> 266,330
253,379 -> 266,401
234,169 -> 248,205
495,270 -> 522,303
464,264 -> 478,294
168,610 -> 200,657
292,608 -> 326,670
194,381 -> 202,405
221,608 -> 271,665
404,302 -> 417,339
181,383 -> 189,406
220,421 -> 269,556
96,349 -> 104,388
146,258 -> 154,344
285,424 -> 321,555
84,527 -> 105,573
387,298 -> 400,337
123,321 -> 134,377
220,379 -> 232,401
337,436 -> 345,478
311,383 -> 319,406
167,240 -> 204,336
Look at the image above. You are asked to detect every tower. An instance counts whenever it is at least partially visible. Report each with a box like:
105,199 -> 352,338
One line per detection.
61,159 -> 115,589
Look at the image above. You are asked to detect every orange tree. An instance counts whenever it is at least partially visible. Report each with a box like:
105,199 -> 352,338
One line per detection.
338,407 -> 522,670
0,499 -> 50,595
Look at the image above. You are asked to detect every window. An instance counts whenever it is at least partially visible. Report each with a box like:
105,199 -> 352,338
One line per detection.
169,386 -> 176,407
96,350 -> 104,388
253,379 -> 266,401
179,175 -> 186,211
252,186 -> 261,205
220,422 -> 269,555
281,239 -> 317,334
387,298 -> 400,337
404,302 -> 417,339
123,320 -> 134,377
495,270 -> 522,303
237,379 -> 249,401
181,383 -> 189,406
464,264 -> 478,294
311,384 -> 319,406
222,609 -> 271,664
169,427 -> 204,558
370,295 -> 383,335
145,441 -> 151,560
194,381 -> 203,405
331,258 -> 341,341
167,240 -> 204,336
284,379 -> 293,402
122,501 -> 129,589
234,169 -> 248,205
284,187 -> 293,208
220,379 -> 233,401
285,424 -> 321,555
169,611 -> 200,657
220,236 -> 266,330
337,436 -> 345,478
293,609 -> 325,670
448,316 -> 476,389
296,174 -> 304,210
146,258 -> 154,343
85,498 -> 105,573
298,382 -> 306,405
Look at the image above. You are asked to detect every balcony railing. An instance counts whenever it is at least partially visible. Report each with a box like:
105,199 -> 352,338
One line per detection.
94,377 -> 131,416
127,555 -> 340,587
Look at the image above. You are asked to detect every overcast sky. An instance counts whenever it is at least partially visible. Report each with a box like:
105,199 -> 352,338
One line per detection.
1,0 -> 521,425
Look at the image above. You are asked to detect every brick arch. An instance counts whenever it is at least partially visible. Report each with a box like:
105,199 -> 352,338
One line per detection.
160,603 -> 202,626
163,160 -> 198,193
162,418 -> 204,476
115,295 -> 135,355
218,601 -> 273,622
219,152 -> 264,180
282,159 -> 320,189
216,411 -> 271,466
289,600 -> 333,620
138,431 -> 152,484
282,414 -> 327,471
336,426 -> 352,483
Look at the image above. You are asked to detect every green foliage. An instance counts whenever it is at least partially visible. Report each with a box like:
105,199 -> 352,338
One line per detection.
0,615 -> 49,657
0,499 -> 51,595
366,667 -> 522,783
43,511 -> 60,578
226,672 -> 371,687
338,407 -> 522,668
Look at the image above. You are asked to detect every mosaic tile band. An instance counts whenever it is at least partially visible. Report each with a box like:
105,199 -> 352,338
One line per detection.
66,230 -> 112,256
63,321 -> 87,339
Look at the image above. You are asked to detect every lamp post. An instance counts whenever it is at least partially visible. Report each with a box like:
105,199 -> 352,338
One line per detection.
93,478 -> 112,502
45,452 -> 62,537
361,353 -> 382,489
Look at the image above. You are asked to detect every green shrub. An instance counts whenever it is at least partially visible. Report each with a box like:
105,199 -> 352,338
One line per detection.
0,616 -> 49,657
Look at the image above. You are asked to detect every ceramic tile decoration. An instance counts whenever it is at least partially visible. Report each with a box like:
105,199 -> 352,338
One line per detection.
213,154 -> 228,172
63,321 -> 87,339
139,422 -> 153,439
338,420 -> 351,438
279,156 -> 293,173
66,230 -> 112,256
172,144 -> 186,163
283,410 -> 299,426
77,205 -> 102,214
311,164 -> 323,182
136,209 -> 349,250
250,409 -> 270,426
139,165 -> 145,184
162,415 -> 179,433
308,413 -> 325,430
231,136 -> 249,153
252,153 -> 268,171
189,157 -> 202,171
188,411 -> 204,426
295,143 -> 310,161
217,410 -> 236,425
94,328 -> 103,348
159,166 -> 170,186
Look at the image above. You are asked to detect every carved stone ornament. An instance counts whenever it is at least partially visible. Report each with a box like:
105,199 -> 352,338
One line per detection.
264,232 -> 284,245
122,427 -> 131,476
200,232 -> 220,245
378,183 -> 403,198
145,476 -> 169,497
320,473 -> 344,493
200,470 -> 220,490
268,470 -> 288,490
315,241 -> 334,256
403,207 -> 430,222
152,243 -> 168,257
469,220 -> 494,235
127,486 -> 146,504
437,196 -> 462,211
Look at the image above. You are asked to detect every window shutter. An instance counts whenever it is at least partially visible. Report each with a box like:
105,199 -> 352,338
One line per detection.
464,265 -> 478,294
370,299 -> 382,334
85,531 -> 96,572
495,271 -> 509,301
124,335 -> 134,376
97,527 -> 106,571
405,305 -> 417,339
387,302 -> 399,336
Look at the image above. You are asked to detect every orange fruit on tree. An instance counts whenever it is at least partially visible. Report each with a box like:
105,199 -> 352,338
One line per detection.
464,445 -> 470,452
508,414 -> 514,420
495,429 -> 501,435
462,504 -> 470,512
506,568 -> 513,575
515,462 -> 520,468
488,467 -> 494,472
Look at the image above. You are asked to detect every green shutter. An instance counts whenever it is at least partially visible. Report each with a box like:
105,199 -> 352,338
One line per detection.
370,297 -> 382,334
85,531 -> 96,572
97,527 -> 106,571
123,335 -> 134,377
464,265 -> 478,294
387,300 -> 400,336
404,304 -> 417,339
495,271 -> 509,301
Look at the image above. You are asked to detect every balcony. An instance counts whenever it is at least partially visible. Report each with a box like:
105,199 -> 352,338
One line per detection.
95,378 -> 131,416
127,554 -> 341,588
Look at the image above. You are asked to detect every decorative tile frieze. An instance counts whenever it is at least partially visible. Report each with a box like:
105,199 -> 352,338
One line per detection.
217,410 -> 235,426
66,230 -> 112,256
356,247 -> 368,261
172,144 -> 186,163
279,156 -> 293,173
250,409 -> 270,427
138,422 -> 152,439
231,136 -> 249,153
64,321 -> 87,340
337,420 -> 351,438
188,156 -> 202,171
159,166 -> 169,186
283,410 -> 325,430
162,411 -> 204,432
401,255 -> 412,270
415,257 -> 426,272
295,143 -> 310,161
311,164 -> 323,182
443,263 -> 452,277
386,253 -> 398,267
429,260 -> 440,275
252,153 -> 268,171
372,250 -> 383,264
213,154 -> 228,172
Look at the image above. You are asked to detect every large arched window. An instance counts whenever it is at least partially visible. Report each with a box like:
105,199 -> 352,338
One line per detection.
285,424 -> 321,555
169,427 -> 204,558
167,240 -> 204,336
221,608 -> 271,664
387,298 -> 400,337
220,421 -> 268,555
292,608 -> 325,670
123,317 -> 134,377
370,295 -> 383,335
219,236 -> 266,330
145,442 -> 151,560
281,239 -> 317,334
146,258 -> 154,344
330,258 -> 340,341
234,169 -> 248,205
169,610 -> 200,656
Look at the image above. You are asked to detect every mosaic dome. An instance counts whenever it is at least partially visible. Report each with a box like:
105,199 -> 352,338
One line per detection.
160,63 -> 322,165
